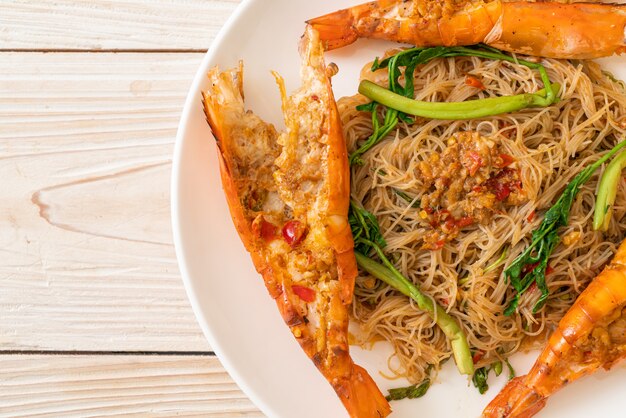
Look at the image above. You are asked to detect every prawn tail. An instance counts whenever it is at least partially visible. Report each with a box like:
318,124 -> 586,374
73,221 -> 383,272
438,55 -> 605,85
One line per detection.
482,376 -> 546,418
334,364 -> 392,418
306,6 -> 364,51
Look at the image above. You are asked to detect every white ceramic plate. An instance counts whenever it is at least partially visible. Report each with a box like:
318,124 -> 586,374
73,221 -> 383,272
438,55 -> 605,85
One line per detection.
172,1 -> 626,417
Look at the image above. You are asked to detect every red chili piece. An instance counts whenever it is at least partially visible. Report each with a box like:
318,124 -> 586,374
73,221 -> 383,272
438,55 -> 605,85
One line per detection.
523,263 -> 553,276
472,351 -> 484,364
466,151 -> 484,176
527,210 -> 536,223
493,182 -> 512,201
486,168 -> 522,201
253,217 -> 278,242
456,216 -> 474,228
444,217 -> 456,231
292,285 -> 316,302
498,154 -> 516,168
465,75 -> 486,90
523,263 -> 540,275
432,209 -> 451,228
282,220 -> 307,247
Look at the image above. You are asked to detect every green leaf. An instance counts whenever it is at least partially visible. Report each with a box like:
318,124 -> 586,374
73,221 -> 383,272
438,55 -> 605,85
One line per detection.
348,200 -> 386,255
356,102 -> 376,112
371,56 -> 381,72
503,139 -> 626,315
472,367 -> 490,395
385,379 -> 431,402
505,358 -> 516,381
349,105 -> 399,165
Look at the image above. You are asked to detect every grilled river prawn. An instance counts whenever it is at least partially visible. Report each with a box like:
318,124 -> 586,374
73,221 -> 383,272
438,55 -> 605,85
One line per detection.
203,26 -> 391,418
483,237 -> 626,418
307,0 -> 626,59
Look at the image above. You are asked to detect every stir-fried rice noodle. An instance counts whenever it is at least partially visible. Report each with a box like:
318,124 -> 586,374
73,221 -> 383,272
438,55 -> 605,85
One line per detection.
339,53 -> 626,383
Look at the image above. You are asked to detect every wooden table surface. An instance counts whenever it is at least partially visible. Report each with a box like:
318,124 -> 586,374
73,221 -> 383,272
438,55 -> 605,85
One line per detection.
1,1 -> 263,416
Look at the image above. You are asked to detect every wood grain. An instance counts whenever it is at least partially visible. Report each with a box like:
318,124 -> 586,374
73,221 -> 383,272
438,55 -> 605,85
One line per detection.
1,1 -> 260,415
0,0 -> 240,51
0,52 -> 209,351
0,355 -> 262,417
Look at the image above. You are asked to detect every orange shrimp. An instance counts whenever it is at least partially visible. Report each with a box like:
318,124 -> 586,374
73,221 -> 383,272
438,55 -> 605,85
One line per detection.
307,0 -> 626,59
482,238 -> 626,418
203,25 -> 391,418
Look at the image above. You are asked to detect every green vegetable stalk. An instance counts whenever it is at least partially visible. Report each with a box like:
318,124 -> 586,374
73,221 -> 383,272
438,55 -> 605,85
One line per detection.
350,202 -> 474,375
492,361 -> 503,377
355,252 -> 474,375
385,379 -> 430,402
593,149 -> 626,231
350,44 -> 559,165
504,139 -> 626,315
358,81 -> 561,121
483,248 -> 509,274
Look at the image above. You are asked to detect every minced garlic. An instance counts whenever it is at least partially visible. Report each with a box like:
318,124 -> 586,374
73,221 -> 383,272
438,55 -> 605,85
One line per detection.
562,230 -> 581,246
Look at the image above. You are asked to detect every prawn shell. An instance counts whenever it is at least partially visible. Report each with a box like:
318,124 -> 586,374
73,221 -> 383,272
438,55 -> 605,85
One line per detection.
308,0 -> 626,59
482,376 -> 546,418
204,28 -> 391,418
324,69 -> 358,305
487,2 -> 626,59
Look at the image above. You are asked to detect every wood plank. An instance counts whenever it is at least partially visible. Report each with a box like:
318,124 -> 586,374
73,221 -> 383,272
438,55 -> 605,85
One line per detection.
0,0 -> 240,51
0,52 -> 210,351
0,355 -> 262,417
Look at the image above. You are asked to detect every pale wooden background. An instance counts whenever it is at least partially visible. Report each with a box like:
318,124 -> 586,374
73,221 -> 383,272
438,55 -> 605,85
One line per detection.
0,1 -> 264,416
